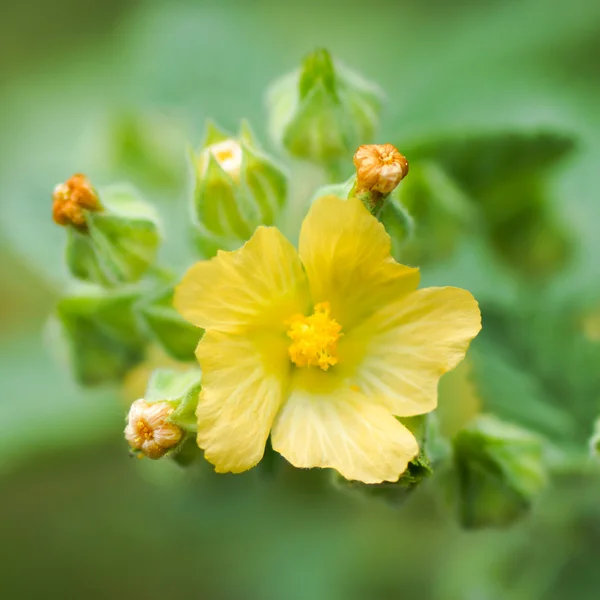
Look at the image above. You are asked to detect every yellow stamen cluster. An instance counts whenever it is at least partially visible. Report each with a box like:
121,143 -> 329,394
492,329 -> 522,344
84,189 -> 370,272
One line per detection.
286,302 -> 342,371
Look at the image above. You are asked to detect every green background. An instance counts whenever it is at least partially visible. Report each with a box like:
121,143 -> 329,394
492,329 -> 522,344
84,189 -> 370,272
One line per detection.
1,0 -> 600,598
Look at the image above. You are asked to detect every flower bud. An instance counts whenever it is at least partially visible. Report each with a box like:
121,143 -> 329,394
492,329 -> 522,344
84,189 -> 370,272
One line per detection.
124,367 -> 201,460
125,399 -> 183,459
452,415 -> 547,528
52,287 -> 147,386
192,121 -> 288,257
354,144 -> 409,195
267,49 -> 383,168
52,174 -> 102,230
55,179 -> 162,287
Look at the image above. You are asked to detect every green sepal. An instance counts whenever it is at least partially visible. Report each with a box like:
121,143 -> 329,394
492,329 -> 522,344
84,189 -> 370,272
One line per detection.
65,185 -> 161,287
379,199 -> 414,256
309,177 -> 355,204
240,138 -> 288,225
198,153 -> 253,239
298,47 -> 337,100
452,414 -> 547,529
201,119 -> 231,147
144,367 -> 202,432
136,284 -> 201,362
53,286 -> 148,386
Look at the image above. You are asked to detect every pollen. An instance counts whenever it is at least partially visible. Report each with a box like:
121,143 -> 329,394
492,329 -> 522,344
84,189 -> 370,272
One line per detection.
286,302 -> 343,371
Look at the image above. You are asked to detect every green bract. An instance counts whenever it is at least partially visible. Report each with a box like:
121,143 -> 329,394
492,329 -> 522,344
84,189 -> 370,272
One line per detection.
65,185 -> 161,287
267,48 -> 383,169
192,120 -> 288,257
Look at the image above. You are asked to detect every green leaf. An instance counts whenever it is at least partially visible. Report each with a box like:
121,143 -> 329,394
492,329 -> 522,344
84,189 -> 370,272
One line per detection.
405,130 -> 575,197
53,287 -> 148,386
469,338 -> 575,439
136,285 -> 201,362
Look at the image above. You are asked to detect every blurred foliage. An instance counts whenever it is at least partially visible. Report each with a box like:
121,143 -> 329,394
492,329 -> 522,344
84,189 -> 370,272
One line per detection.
2,0 -> 600,598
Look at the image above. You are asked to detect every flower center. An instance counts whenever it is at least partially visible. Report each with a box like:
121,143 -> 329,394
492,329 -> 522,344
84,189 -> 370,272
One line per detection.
379,149 -> 396,164
286,302 -> 342,371
136,419 -> 154,441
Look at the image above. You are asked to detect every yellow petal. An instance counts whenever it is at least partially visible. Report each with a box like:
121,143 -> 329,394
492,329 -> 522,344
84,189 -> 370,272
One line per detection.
299,196 -> 420,331
174,226 -> 310,334
195,330 -> 290,473
348,287 -> 482,417
271,371 -> 419,483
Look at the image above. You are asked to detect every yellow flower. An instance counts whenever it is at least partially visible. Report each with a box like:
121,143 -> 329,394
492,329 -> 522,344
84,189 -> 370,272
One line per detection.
174,196 -> 481,483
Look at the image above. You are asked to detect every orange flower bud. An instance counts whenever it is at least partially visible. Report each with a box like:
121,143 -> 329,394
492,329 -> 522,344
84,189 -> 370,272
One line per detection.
52,173 -> 102,229
353,144 -> 409,195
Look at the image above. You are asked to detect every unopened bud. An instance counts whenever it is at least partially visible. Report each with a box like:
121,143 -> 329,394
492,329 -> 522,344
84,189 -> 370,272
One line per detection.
192,121 -> 287,257
453,415 -> 547,528
267,49 -> 384,167
61,184 -> 161,287
125,399 -> 183,459
52,174 -> 102,230
354,144 -> 408,195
